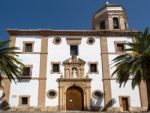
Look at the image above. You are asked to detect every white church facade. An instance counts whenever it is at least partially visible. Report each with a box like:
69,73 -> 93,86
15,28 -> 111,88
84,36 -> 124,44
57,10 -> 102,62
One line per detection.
1,3 -> 148,112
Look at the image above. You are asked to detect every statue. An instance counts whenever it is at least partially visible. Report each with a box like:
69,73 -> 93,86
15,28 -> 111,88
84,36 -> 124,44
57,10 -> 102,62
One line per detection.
72,67 -> 78,78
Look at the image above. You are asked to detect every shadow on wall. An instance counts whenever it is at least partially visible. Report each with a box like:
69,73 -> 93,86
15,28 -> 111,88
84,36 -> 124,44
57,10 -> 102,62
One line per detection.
0,93 -> 10,111
102,98 -> 116,111
90,96 -> 116,111
90,97 -> 103,111
90,93 -> 104,111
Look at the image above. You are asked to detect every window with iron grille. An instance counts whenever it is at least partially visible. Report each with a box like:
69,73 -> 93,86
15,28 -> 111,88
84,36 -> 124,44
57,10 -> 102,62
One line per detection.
22,67 -> 31,77
52,64 -> 60,73
90,64 -> 97,73
24,43 -> 33,52
70,45 -> 78,56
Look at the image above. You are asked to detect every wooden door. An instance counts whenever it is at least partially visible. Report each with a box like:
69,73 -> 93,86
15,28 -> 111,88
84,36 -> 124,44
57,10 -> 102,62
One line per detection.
122,97 -> 129,111
66,86 -> 83,111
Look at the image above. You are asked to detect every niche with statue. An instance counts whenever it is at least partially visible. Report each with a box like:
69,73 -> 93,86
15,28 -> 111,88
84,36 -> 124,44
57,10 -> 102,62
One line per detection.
63,56 -> 86,79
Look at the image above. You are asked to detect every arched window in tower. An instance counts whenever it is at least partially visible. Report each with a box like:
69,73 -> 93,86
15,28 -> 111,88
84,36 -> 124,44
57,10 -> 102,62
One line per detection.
124,21 -> 127,30
99,20 -> 105,29
113,17 -> 120,29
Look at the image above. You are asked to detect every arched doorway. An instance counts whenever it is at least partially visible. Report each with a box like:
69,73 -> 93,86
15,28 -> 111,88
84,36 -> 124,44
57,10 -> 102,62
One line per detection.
66,86 -> 84,111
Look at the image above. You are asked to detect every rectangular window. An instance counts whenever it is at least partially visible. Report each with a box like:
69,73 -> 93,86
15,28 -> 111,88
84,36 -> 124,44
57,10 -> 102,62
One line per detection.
116,43 -> 125,52
19,96 -> 30,107
21,97 -> 28,105
70,45 -> 78,56
24,43 -> 33,52
90,64 -> 97,73
22,66 -> 32,77
52,64 -> 60,73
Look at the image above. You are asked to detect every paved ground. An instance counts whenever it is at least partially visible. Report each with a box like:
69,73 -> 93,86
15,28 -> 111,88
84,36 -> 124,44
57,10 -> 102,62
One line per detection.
0,111 -> 150,113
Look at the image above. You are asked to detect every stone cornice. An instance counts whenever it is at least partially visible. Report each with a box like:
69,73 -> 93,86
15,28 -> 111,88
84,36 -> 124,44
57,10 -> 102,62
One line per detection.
7,29 -> 139,37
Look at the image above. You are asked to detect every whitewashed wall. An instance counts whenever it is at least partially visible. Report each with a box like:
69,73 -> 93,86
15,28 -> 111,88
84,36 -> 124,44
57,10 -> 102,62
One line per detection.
9,37 -> 41,107
111,80 -> 141,107
9,80 -> 39,107
45,36 -> 104,107
15,36 -> 42,52
107,37 -> 141,107
8,35 -> 142,109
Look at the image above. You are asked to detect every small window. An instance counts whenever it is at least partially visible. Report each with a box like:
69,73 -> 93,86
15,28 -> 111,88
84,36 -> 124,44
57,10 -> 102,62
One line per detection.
70,45 -> 78,56
19,96 -> 30,107
116,43 -> 125,52
22,66 -> 32,77
47,89 -> 57,99
87,37 -> 95,45
89,63 -> 98,73
52,64 -> 60,73
24,43 -> 33,52
99,20 -> 105,29
53,37 -> 61,45
21,97 -> 28,105
113,17 -> 120,29
92,90 -> 103,99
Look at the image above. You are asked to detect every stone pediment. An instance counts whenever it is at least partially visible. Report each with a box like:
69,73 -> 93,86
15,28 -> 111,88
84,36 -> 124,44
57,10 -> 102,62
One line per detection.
63,56 -> 85,64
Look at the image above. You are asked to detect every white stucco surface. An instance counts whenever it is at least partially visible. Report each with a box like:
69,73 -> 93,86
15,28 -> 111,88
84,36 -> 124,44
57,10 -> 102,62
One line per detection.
18,54 -> 41,78
107,37 -> 141,107
45,36 -> 104,106
111,80 -> 141,107
9,80 -> 39,107
15,36 -> 42,52
107,37 -> 132,53
7,35 -> 142,109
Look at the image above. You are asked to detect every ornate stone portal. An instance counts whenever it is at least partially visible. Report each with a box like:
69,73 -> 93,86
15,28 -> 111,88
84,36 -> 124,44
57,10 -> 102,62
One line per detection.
57,56 -> 92,111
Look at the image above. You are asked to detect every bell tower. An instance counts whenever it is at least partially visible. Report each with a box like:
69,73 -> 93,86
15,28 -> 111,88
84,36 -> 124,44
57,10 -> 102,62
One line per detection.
92,2 -> 129,30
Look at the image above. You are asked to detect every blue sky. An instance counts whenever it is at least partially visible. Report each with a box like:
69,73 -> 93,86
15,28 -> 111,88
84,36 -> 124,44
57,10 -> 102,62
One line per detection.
0,0 -> 150,41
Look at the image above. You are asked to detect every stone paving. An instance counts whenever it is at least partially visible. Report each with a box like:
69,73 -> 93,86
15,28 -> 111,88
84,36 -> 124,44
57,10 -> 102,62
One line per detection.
0,111 -> 150,113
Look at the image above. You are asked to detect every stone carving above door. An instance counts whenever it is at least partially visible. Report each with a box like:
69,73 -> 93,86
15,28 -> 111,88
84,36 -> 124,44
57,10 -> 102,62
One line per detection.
63,56 -> 86,79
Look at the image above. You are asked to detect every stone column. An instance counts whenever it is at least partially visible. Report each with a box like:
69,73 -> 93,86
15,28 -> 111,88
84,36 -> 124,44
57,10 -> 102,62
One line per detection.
59,85 -> 64,111
108,17 -> 113,30
3,36 -> 16,104
86,86 -> 91,110
100,37 -> 112,111
139,80 -> 148,110
38,37 -> 48,109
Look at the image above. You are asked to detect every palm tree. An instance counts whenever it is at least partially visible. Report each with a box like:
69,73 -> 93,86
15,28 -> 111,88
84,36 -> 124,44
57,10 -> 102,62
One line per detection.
111,28 -> 150,110
0,40 -> 24,84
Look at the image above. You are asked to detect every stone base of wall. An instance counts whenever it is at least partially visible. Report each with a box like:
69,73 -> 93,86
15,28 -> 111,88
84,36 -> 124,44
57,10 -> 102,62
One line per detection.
106,107 -> 147,112
9,106 -> 58,112
8,106 -> 147,112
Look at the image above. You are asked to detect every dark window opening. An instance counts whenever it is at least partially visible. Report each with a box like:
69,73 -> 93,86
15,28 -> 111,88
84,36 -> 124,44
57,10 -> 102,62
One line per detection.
70,45 -> 78,56
49,91 -> 56,97
24,43 -> 33,52
113,17 -> 120,29
53,64 -> 59,73
117,43 -> 125,52
22,67 -> 31,77
100,20 -> 105,29
21,97 -> 28,105
90,64 -> 97,73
